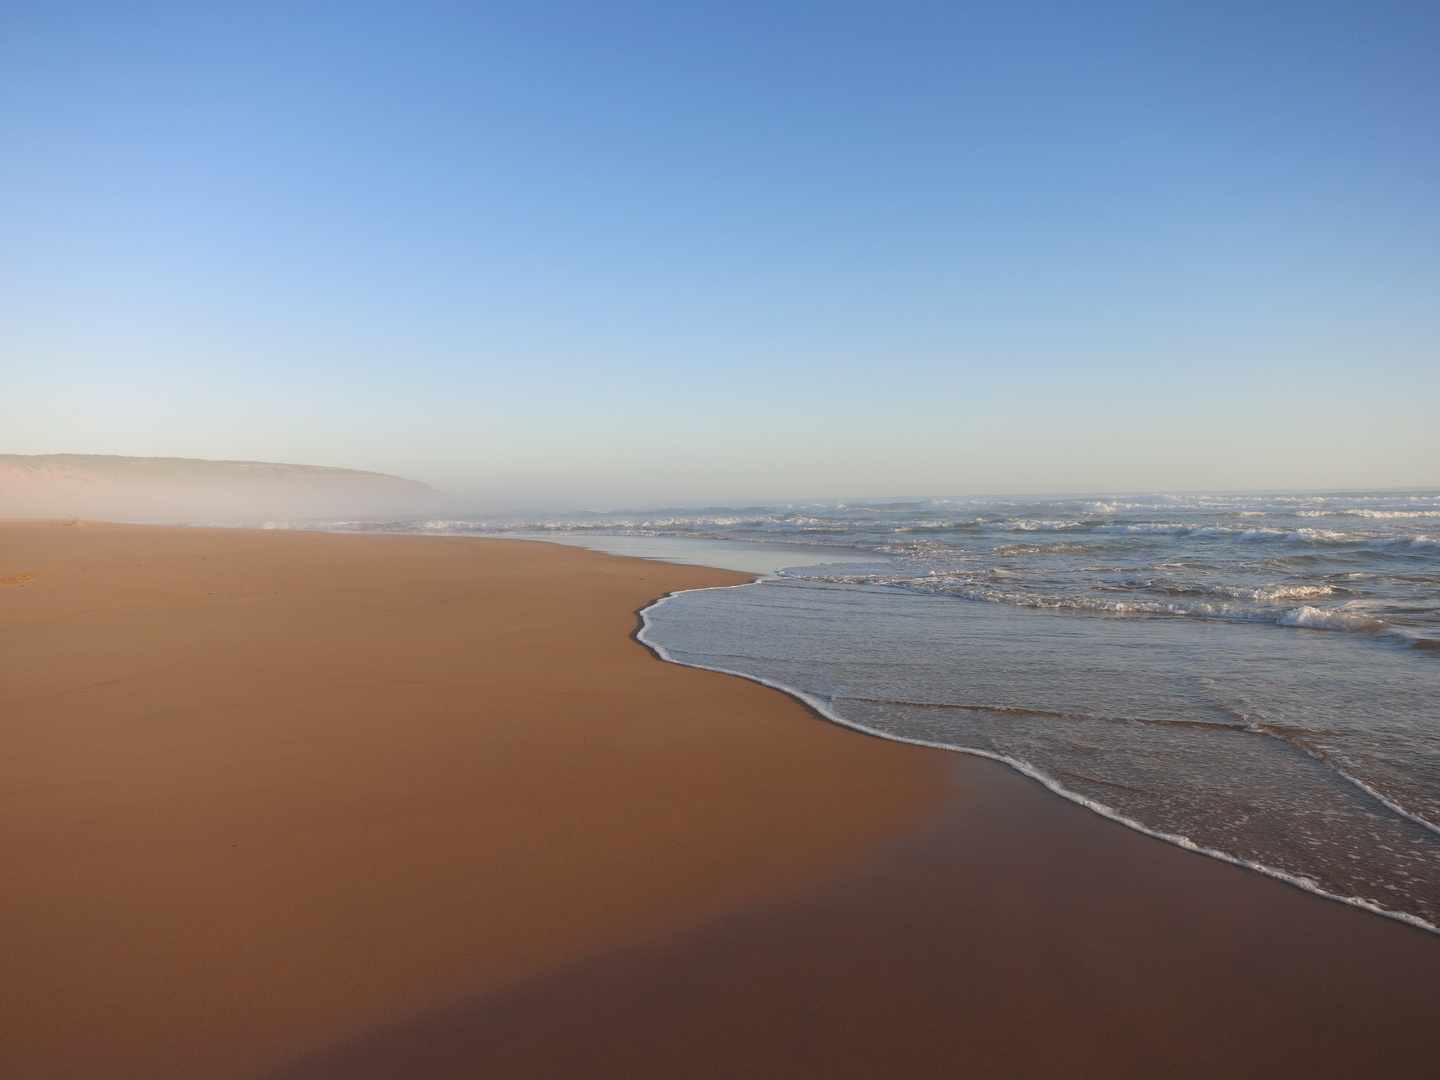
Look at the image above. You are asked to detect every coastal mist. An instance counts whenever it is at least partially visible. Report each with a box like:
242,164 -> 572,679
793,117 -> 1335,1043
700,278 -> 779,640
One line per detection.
350,491 -> 1440,929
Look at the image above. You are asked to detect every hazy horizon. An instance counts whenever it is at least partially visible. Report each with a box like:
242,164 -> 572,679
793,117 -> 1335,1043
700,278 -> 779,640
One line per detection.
11,449 -> 1440,522
3,2 -> 1436,502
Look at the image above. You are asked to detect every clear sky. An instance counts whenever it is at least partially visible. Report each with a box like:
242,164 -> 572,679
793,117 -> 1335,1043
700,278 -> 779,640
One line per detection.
3,1 -> 1437,506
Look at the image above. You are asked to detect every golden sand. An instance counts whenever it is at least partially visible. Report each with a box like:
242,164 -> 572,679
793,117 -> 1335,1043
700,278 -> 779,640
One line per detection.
0,521 -> 946,1080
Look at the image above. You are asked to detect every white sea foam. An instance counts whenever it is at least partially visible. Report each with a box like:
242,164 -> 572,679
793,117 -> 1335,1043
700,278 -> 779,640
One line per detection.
1092,523 -> 1190,534
1299,509 -> 1440,519
1279,605 -> 1387,631
1197,583 -> 1335,601
1287,528 -> 1354,543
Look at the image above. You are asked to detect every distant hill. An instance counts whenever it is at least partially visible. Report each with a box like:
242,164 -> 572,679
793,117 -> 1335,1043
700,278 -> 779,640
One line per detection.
0,454 -> 442,521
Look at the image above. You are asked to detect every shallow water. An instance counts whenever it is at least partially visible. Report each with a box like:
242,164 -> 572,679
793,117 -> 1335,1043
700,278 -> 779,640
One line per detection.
327,490 -> 1440,928
642,580 -> 1440,929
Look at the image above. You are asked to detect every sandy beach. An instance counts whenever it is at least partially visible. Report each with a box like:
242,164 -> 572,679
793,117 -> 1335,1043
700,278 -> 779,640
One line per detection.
4,521 -> 1440,1080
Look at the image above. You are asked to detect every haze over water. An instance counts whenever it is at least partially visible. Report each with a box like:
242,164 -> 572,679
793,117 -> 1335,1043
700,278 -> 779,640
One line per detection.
334,488 -> 1440,928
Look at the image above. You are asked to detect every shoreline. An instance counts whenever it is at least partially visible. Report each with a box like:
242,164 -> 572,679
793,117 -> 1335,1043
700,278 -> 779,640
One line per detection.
0,521 -> 949,1080
267,751 -> 1440,1080
636,582 -> 1440,935
5,520 -> 1440,1079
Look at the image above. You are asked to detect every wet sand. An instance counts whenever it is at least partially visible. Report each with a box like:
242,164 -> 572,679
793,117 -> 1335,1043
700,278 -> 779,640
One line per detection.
271,757 -> 1440,1079
4,521 -> 1440,1080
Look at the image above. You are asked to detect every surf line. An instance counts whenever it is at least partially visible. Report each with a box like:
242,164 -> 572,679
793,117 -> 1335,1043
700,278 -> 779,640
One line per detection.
635,581 -> 1440,937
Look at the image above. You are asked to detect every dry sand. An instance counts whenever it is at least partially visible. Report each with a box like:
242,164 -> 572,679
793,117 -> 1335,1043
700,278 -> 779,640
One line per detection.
0,522 -> 946,1080
4,521 -> 1440,1080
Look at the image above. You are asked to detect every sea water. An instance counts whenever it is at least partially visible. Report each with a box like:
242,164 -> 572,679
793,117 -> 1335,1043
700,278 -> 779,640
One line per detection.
329,490 -> 1440,929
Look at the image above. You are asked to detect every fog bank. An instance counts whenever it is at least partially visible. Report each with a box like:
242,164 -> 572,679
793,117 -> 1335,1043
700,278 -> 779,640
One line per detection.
0,455 -> 443,522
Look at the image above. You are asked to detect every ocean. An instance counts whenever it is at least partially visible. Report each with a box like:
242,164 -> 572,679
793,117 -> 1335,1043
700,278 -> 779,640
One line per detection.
322,490 -> 1440,930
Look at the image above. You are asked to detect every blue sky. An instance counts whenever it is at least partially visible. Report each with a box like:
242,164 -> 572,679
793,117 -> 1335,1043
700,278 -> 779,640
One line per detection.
2,1 -> 1436,505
